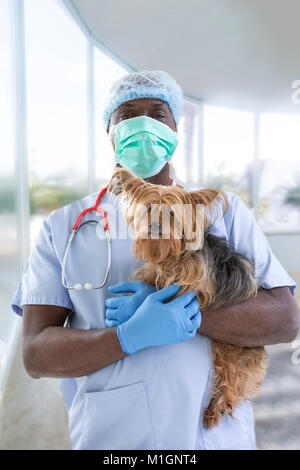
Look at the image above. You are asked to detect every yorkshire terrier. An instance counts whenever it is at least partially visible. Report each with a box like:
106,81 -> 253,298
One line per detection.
108,167 -> 268,429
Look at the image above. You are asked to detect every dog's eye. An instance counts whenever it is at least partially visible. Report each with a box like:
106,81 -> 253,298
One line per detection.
168,209 -> 174,217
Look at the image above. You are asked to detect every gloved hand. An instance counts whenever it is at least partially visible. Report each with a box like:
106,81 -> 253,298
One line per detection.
105,281 -> 157,328
116,284 -> 201,355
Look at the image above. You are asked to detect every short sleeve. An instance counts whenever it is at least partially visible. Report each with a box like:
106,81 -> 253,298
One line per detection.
227,195 -> 296,296
11,215 -> 74,316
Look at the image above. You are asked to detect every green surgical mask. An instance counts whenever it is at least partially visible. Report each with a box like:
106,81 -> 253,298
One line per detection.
111,116 -> 178,179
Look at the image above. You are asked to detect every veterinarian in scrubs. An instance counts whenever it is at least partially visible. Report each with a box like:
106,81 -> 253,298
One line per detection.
12,71 -> 299,450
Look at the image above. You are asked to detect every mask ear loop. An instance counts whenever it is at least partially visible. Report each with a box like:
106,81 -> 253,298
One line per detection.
109,124 -> 119,167
108,124 -> 116,143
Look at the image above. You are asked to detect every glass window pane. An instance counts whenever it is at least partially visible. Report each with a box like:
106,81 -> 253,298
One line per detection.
25,0 -> 89,241
172,100 -> 200,186
204,105 -> 254,207
94,48 -> 127,187
0,0 -> 20,351
259,113 -> 300,232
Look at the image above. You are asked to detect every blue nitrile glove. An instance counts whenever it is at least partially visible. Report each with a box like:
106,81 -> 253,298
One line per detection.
116,284 -> 202,355
105,281 -> 157,328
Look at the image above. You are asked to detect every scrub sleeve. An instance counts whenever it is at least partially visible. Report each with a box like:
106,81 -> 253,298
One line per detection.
11,215 -> 74,316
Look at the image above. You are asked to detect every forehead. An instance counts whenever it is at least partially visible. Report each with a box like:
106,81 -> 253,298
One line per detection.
115,98 -> 171,113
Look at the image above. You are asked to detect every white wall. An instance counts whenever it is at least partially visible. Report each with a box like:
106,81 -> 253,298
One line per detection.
267,234 -> 300,273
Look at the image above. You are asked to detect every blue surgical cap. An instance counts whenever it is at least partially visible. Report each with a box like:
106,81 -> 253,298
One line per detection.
103,70 -> 183,130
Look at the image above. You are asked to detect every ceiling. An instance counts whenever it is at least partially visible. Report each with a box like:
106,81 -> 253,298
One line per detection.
71,0 -> 300,114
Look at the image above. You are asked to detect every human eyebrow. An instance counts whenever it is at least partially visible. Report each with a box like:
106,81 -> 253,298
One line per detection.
149,104 -> 170,116
150,103 -> 168,109
118,102 -> 135,110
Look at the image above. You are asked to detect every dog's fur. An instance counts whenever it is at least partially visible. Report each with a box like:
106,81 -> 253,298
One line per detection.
109,168 -> 268,428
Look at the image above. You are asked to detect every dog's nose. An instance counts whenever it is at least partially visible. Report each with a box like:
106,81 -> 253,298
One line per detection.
149,221 -> 161,232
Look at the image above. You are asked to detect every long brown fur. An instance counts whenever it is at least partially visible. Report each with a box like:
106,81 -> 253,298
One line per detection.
109,168 -> 268,428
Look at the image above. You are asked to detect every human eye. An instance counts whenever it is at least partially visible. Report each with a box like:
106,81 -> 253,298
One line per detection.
153,112 -> 166,120
119,113 -> 133,120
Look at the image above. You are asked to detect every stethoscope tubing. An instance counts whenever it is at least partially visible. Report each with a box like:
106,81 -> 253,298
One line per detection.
61,187 -> 111,290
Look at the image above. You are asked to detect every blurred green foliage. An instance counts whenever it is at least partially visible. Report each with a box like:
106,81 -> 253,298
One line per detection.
284,182 -> 300,207
0,175 -> 112,215
29,181 -> 87,214
1,170 -> 299,219
205,161 -> 272,218
205,173 -> 252,207
0,176 -> 88,214
0,177 -> 14,212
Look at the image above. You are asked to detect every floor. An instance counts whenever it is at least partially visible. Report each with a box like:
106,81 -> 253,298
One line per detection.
253,336 -> 300,450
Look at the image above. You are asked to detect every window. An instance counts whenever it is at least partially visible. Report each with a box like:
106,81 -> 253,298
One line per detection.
0,0 -> 20,364
203,105 -> 254,207
25,0 -> 89,242
172,100 -> 201,186
94,47 -> 127,187
259,113 -> 300,232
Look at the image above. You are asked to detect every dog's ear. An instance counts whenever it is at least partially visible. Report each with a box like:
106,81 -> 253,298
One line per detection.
108,167 -> 143,196
189,188 -> 228,225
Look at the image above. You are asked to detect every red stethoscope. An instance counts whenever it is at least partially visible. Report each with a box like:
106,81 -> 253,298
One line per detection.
61,186 -> 111,290
61,178 -> 177,291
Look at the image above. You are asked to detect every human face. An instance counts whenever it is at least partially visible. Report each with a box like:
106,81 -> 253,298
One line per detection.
107,98 -> 177,185
107,98 -> 177,142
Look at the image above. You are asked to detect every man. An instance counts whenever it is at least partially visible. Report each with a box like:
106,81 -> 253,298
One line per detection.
12,70 -> 299,450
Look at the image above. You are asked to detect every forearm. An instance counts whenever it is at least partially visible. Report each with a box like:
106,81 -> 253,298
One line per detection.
24,326 -> 127,379
197,287 -> 300,347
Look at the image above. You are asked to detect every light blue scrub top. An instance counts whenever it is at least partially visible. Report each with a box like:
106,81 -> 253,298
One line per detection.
11,186 -> 296,450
